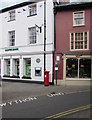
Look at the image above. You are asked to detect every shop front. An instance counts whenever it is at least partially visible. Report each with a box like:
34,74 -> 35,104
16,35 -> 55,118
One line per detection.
62,53 -> 92,85
66,58 -> 91,79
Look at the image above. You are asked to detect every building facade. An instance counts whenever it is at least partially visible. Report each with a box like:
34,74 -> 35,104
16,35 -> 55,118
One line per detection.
0,0 -> 54,84
54,2 -> 92,85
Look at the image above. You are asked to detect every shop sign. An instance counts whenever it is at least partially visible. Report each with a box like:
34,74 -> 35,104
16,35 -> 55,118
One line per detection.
5,48 -> 18,52
56,56 -> 60,61
55,67 -> 58,71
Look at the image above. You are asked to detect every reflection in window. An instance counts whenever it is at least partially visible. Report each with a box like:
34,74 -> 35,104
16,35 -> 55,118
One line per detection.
79,59 -> 91,78
15,59 -> 19,76
6,60 -> 10,75
26,59 -> 31,77
66,59 -> 78,78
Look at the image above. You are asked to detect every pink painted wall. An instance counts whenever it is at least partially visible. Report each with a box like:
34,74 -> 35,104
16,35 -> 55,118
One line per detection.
54,54 -> 63,80
90,9 -> 92,52
55,9 -> 91,80
56,9 -> 91,53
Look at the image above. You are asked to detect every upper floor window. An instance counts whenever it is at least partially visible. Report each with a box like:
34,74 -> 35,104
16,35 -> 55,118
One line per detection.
9,31 -> 15,46
73,11 -> 85,26
29,27 -> 36,44
9,10 -> 15,21
28,4 -> 37,16
70,31 -> 89,50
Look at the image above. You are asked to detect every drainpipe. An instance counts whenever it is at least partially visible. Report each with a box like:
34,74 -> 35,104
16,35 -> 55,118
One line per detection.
44,1 -> 46,72
52,2 -> 57,85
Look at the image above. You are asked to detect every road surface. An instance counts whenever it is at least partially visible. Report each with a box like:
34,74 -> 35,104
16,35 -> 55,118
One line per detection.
1,90 -> 91,119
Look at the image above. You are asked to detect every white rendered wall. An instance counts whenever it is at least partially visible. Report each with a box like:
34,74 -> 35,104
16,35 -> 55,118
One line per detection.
0,1 -> 54,83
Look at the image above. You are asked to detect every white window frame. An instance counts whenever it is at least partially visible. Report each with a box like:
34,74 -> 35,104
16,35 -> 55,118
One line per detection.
70,31 -> 89,51
9,31 -> 15,46
73,11 -> 85,26
29,27 -> 36,44
9,10 -> 15,21
28,4 -> 37,16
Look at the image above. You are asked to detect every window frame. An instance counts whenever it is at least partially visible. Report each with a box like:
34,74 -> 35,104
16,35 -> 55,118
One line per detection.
8,10 -> 15,21
66,58 -> 91,79
15,59 -> 19,76
73,11 -> 85,27
28,27 -> 37,44
9,31 -> 15,46
28,3 -> 37,17
70,31 -> 89,51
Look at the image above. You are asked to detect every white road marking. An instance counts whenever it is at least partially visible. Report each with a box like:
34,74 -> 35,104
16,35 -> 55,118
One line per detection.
0,97 -> 37,107
47,90 -> 90,98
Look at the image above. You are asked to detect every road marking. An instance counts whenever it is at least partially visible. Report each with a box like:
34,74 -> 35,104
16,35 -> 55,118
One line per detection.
47,90 -> 91,98
42,104 -> 92,120
0,97 -> 37,107
47,92 -> 62,97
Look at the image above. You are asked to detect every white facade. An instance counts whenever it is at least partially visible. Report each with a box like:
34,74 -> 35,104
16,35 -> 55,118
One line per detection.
0,1 -> 54,83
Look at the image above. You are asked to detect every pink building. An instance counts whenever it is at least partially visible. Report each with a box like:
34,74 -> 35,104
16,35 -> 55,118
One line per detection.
54,2 -> 92,85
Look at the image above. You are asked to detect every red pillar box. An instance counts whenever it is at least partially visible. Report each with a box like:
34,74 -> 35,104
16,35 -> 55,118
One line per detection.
44,71 -> 49,86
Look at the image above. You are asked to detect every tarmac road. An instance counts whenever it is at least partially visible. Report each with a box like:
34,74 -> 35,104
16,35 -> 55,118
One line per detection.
2,90 -> 91,119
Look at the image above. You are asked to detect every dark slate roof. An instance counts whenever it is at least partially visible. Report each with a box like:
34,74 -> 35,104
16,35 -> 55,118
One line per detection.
54,2 -> 92,12
0,0 -> 44,13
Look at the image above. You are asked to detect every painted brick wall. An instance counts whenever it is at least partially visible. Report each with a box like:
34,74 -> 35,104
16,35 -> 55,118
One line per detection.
55,9 -> 91,53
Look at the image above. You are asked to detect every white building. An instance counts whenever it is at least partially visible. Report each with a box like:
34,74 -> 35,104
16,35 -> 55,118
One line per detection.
0,0 -> 54,84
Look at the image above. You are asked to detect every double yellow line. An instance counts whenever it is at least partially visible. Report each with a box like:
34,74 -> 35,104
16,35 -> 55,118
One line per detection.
42,104 -> 92,120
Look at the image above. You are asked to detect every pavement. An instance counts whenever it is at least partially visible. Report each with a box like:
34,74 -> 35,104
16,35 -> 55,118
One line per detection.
1,81 -> 91,102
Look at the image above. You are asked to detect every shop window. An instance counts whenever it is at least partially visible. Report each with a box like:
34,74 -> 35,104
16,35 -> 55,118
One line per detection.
35,67 -> 42,76
66,59 -> 78,78
79,59 -> 91,78
26,59 -> 31,77
66,58 -> 91,79
15,59 -> 19,76
6,60 -> 10,75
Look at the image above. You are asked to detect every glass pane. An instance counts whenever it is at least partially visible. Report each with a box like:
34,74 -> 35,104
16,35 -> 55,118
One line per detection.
79,59 -> 91,78
66,59 -> 78,78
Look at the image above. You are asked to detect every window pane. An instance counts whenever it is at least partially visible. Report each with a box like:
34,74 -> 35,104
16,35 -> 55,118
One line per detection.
9,10 -> 15,21
29,4 -> 37,16
70,32 -> 88,50
79,59 -> 91,78
74,12 -> 84,26
29,27 -> 36,44
66,59 -> 78,78
9,31 -> 15,46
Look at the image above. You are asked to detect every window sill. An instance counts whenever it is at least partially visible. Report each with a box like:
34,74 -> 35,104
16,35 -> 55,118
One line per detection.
11,75 -> 20,78
73,24 -> 85,27
35,75 -> 41,77
3,75 -> 10,77
27,14 -> 37,17
70,48 -> 89,51
66,78 -> 91,80
8,19 -> 16,22
22,76 -> 31,79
